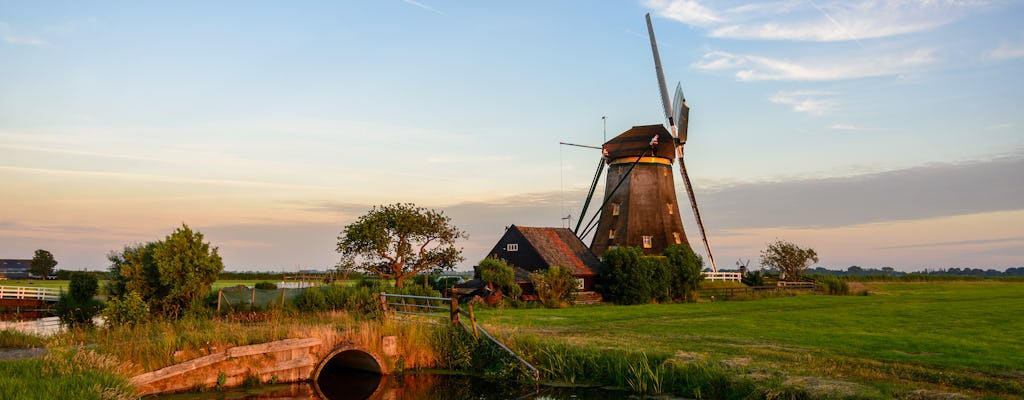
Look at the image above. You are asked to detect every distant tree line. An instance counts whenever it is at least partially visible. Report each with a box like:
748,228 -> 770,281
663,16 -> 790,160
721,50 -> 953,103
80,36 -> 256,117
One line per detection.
806,266 -> 1024,278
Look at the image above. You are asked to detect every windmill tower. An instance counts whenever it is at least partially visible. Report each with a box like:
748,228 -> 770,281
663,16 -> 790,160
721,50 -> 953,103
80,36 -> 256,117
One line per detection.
575,14 -> 718,272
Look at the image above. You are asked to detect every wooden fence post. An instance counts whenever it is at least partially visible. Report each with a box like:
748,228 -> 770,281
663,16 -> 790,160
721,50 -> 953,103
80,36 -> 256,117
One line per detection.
468,304 -> 478,339
217,289 -> 222,312
449,293 -> 459,324
379,292 -> 388,314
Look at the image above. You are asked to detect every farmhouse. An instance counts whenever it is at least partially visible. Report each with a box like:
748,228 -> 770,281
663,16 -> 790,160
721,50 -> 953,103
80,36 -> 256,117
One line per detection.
0,259 -> 32,279
484,225 -> 603,292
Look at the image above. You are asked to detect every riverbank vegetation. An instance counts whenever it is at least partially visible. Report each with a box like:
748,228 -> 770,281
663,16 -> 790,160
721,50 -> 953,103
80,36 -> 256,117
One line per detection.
482,281 -> 1024,399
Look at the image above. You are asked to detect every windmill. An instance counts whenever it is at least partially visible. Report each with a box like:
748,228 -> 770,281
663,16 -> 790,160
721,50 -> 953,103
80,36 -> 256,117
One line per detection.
574,13 -> 718,272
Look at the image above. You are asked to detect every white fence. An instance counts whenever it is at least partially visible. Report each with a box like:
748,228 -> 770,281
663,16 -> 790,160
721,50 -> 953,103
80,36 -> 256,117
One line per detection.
702,271 -> 742,282
0,286 -> 60,301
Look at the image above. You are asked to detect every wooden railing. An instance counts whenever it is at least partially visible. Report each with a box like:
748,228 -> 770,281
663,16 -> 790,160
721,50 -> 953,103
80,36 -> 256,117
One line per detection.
379,292 -> 540,383
0,286 -> 60,302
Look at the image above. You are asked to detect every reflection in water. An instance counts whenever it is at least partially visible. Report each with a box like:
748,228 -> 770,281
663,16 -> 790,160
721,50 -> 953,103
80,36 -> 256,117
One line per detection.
315,368 -> 381,399
152,373 -> 638,400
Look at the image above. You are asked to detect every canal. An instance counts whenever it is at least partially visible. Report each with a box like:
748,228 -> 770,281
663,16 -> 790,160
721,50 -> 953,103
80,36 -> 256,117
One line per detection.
149,372 -> 641,399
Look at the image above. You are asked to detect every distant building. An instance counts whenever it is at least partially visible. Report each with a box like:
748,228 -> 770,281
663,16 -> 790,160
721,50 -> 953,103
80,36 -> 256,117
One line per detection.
0,259 -> 32,279
484,225 -> 604,293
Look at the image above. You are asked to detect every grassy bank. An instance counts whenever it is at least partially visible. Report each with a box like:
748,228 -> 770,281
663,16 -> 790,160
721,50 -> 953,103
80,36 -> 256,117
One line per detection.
480,281 -> 1024,399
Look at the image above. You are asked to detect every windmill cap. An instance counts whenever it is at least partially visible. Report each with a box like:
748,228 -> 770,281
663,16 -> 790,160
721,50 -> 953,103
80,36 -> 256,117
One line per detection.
602,124 -> 676,162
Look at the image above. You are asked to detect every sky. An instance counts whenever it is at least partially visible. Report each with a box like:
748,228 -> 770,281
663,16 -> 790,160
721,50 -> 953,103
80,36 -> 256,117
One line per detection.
1,1 -> 1022,273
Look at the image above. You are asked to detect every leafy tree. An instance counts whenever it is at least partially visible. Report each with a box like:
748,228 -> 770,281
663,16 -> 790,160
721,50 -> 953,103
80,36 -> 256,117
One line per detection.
529,265 -> 577,308
598,246 -> 653,305
478,257 -> 522,298
30,249 -> 57,278
664,244 -> 704,302
759,239 -> 819,281
336,203 -> 467,288
111,224 -> 224,318
55,272 -> 101,326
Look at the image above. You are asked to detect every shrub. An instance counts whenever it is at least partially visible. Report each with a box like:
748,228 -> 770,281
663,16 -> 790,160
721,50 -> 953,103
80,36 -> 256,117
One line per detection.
478,257 -> 522,299
741,270 -> 765,286
54,272 -> 102,327
254,281 -> 277,290
664,244 -> 704,302
529,265 -> 577,308
599,247 -> 653,305
818,276 -> 850,295
101,291 -> 150,327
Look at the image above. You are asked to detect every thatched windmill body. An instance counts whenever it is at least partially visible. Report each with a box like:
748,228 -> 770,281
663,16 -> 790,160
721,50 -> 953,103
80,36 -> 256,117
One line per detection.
574,14 -> 718,271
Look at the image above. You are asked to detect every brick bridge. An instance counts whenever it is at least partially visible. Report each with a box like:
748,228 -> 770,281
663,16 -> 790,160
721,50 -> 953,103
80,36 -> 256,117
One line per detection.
130,336 -> 398,397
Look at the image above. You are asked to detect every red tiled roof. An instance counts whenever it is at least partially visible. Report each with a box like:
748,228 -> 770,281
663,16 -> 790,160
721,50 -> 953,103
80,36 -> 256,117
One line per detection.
516,226 -> 602,276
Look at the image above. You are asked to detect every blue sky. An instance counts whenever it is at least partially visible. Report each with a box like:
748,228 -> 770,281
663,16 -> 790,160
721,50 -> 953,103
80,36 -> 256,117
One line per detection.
2,1 -> 1022,272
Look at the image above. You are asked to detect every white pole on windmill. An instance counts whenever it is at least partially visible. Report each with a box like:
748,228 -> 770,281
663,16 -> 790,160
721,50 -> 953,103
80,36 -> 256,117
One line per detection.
645,13 -> 718,273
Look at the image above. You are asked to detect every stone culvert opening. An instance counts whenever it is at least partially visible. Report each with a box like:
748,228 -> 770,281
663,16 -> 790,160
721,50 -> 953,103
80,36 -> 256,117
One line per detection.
313,345 -> 389,400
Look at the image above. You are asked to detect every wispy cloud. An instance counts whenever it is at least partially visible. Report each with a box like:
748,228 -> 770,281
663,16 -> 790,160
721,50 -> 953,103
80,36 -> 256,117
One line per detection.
0,22 -> 49,46
876,236 -> 1024,250
770,90 -> 835,115
644,0 -> 721,26
0,165 -> 333,191
401,0 -> 446,16
693,48 -> 936,81
828,123 -> 864,131
987,123 -> 1016,130
986,41 -> 1024,61
647,0 -> 997,42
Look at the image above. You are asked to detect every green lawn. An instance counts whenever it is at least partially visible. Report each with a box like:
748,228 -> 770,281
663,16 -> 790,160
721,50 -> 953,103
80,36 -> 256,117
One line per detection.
477,281 -> 1024,398
0,279 -> 69,290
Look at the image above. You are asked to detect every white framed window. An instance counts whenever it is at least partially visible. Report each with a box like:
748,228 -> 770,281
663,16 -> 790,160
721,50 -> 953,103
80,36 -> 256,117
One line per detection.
673,232 -> 681,244
575,278 -> 585,290
612,203 -> 620,216
608,229 -> 615,239
506,243 -> 518,252
642,235 -> 653,249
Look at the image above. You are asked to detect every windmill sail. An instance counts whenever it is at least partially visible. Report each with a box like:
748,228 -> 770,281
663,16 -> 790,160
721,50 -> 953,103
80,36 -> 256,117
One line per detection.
646,13 -> 674,129
672,83 -> 688,144
645,13 -> 718,273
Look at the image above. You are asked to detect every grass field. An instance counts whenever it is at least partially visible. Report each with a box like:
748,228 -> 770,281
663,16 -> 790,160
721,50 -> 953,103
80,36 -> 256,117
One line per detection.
478,281 -> 1024,398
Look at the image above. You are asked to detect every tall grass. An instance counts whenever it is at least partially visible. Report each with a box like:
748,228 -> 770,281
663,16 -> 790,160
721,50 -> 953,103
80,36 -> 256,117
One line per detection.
0,347 -> 133,400
0,329 -> 46,348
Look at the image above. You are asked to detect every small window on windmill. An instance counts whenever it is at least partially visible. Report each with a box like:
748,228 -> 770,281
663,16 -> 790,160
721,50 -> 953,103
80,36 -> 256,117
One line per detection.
642,235 -> 653,249
666,203 -> 673,215
673,232 -> 681,244
506,243 -> 518,252
576,278 -> 585,290
663,167 -> 668,177
612,203 -> 620,216
609,229 -> 615,239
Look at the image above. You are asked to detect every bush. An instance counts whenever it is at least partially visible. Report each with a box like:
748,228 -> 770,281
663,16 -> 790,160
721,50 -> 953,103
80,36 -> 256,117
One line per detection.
664,244 -> 704,302
254,281 -> 277,290
741,270 -> 765,286
478,257 -> 522,298
55,272 -> 102,327
529,265 -> 577,308
817,276 -> 850,295
599,247 -> 653,305
101,291 -> 150,327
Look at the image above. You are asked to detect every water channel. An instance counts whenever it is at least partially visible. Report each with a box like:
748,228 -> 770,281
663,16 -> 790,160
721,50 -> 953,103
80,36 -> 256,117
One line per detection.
150,371 -> 641,400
